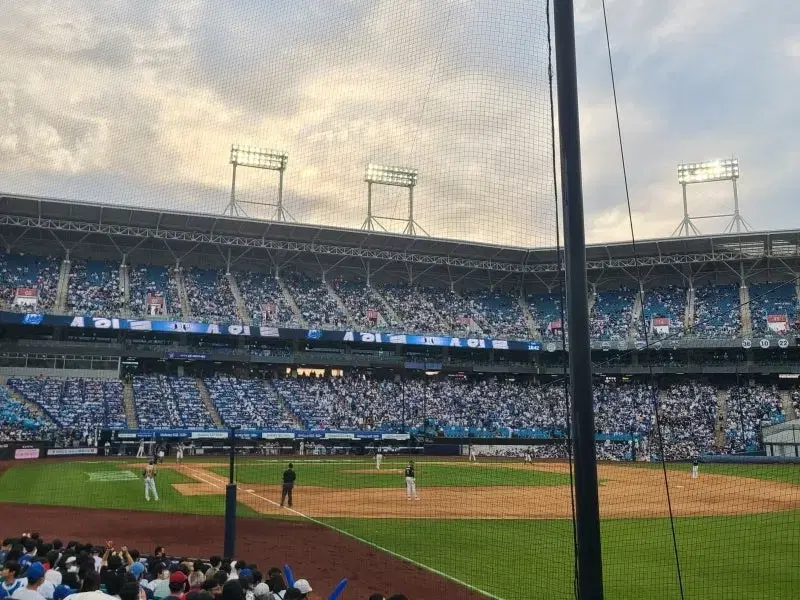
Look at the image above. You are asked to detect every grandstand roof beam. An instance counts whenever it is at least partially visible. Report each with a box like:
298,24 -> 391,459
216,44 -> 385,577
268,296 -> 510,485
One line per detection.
47,228 -> 68,254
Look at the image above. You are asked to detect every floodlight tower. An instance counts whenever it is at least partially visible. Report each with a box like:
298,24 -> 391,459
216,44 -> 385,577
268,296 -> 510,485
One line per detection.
672,158 -> 750,236
362,163 -> 428,236
224,145 -> 292,221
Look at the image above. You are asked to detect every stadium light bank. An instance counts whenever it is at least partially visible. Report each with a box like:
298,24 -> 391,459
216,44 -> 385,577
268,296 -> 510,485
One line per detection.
362,163 -> 428,237
224,145 -> 293,222
673,158 -> 750,236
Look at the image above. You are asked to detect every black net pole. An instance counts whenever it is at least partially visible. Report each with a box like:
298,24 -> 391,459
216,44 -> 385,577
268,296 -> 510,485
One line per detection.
224,425 -> 239,558
552,0 -> 604,597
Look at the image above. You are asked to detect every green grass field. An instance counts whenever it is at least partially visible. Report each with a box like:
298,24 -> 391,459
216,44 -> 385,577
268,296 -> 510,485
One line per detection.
0,457 -> 797,599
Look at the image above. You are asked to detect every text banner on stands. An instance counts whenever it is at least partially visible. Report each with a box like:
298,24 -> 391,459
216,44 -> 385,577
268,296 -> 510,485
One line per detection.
1,311 -> 541,351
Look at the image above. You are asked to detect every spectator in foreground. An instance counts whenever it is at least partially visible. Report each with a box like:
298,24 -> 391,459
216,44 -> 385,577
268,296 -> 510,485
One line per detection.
11,562 -> 46,600
2,562 -> 26,597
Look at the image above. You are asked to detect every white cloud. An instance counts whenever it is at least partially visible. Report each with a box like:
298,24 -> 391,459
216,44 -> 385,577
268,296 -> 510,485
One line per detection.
0,0 -> 796,248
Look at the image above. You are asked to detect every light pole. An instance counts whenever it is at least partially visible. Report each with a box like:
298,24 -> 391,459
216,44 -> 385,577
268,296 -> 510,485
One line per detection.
673,158 -> 749,236
224,145 -> 292,221
362,163 -> 428,236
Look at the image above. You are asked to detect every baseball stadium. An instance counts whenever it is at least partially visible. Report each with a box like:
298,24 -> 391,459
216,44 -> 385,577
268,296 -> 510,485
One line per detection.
0,2 -> 799,600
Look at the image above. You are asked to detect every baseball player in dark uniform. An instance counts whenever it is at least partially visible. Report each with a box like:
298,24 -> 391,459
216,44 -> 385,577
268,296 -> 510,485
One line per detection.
280,463 -> 296,508
404,460 -> 419,500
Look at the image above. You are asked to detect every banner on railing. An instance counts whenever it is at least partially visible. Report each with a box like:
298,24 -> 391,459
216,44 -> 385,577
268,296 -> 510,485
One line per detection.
767,314 -> 788,333
1,311 -> 542,351
14,287 -> 38,308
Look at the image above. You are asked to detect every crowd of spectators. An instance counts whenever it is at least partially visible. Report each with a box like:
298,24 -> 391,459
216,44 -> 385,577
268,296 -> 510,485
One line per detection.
0,533 -> 379,600
331,278 -> 398,329
590,289 -> 635,341
724,384 -> 784,452
7,378 -> 125,429
128,265 -> 172,317
462,289 -> 529,339
132,376 -> 214,429
282,272 -> 347,329
528,293 -> 564,338
638,286 -> 686,339
593,381 -> 653,437
692,284 -> 741,338
380,283 -> 448,335
0,253 -> 60,311
204,377 -> 291,429
0,386 -> 53,441
656,382 -> 718,459
2,372 -> 795,461
182,269 -> 237,323
66,260 -> 123,316
748,283 -> 798,336
236,272 -> 296,327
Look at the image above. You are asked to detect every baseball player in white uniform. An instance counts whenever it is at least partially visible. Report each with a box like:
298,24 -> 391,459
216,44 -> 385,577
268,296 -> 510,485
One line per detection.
691,459 -> 699,479
375,450 -> 383,470
143,460 -> 159,501
176,442 -> 184,463
468,446 -> 477,462
404,460 -> 420,500
136,440 -> 145,458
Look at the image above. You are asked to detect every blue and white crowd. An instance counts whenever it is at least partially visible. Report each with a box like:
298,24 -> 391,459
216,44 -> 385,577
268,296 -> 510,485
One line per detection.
3,374 -> 792,460
66,261 -> 123,316
132,376 -> 215,429
2,251 -> 799,340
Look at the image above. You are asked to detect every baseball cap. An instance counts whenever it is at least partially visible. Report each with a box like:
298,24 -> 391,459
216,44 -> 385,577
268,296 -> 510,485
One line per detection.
130,563 -> 146,578
238,569 -> 253,580
53,585 -> 77,600
169,572 -> 188,585
293,579 -> 312,594
25,563 -> 46,583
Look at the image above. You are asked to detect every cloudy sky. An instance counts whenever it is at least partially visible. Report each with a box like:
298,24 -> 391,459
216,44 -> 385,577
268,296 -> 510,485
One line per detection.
0,0 -> 797,248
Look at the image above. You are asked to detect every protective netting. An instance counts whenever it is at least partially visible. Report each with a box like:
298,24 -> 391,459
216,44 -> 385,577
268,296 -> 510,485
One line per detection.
0,0 -> 556,248
1,2 -> 800,600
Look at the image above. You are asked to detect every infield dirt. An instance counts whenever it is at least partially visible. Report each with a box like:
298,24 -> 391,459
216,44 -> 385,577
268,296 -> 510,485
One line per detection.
165,461 -> 800,519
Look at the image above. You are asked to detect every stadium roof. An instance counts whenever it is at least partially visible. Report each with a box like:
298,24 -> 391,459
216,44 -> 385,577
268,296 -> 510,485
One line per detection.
1,192 -> 799,283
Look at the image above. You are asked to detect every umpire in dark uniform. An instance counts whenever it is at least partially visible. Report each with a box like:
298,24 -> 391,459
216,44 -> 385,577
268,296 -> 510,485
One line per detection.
280,463 -> 296,508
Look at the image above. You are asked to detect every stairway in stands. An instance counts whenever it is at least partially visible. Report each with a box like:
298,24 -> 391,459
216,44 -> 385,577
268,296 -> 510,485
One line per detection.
517,296 -> 538,339
122,379 -> 137,428
685,287 -> 695,331
276,274 -> 307,327
120,263 -> 131,317
739,284 -> 752,337
324,278 -> 354,327
780,389 -> 797,421
226,273 -> 249,322
267,381 -> 305,429
55,258 -> 71,313
370,286 -> 404,329
715,388 -> 728,450
196,378 -> 224,427
628,292 -> 643,343
175,267 -> 192,319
